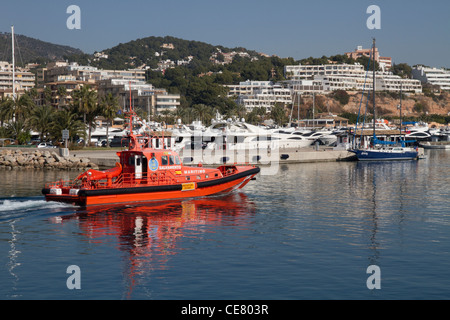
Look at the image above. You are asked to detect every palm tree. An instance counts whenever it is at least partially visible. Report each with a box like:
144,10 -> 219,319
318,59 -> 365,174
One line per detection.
43,86 -> 53,106
15,93 -> 35,122
29,105 -> 55,141
7,119 -> 30,145
270,104 -> 288,126
0,96 -> 14,126
57,86 -> 68,110
72,85 -> 98,146
99,93 -> 119,147
177,106 -> 195,124
159,109 -> 174,127
51,109 -> 85,144
193,104 -> 213,124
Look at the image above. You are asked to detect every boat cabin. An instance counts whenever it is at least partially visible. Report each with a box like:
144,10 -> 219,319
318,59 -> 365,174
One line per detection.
117,148 -> 225,185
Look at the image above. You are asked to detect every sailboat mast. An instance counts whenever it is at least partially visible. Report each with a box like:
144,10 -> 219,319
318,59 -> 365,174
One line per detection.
399,83 -> 403,139
11,25 -> 15,101
372,38 -> 376,139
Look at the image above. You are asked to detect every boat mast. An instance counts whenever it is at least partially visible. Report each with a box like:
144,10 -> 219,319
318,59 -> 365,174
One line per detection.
372,38 -> 376,140
129,81 -> 133,136
11,25 -> 15,102
399,83 -> 403,141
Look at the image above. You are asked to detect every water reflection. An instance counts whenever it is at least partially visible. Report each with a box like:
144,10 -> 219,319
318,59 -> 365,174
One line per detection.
50,192 -> 256,298
353,161 -> 421,265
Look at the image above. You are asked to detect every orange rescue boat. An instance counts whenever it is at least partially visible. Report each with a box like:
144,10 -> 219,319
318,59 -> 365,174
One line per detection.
42,107 -> 259,206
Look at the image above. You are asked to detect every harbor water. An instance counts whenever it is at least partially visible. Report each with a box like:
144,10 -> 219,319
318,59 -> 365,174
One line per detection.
0,150 -> 449,300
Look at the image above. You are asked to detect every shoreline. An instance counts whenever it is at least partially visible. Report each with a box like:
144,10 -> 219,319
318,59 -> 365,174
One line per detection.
0,148 -> 99,170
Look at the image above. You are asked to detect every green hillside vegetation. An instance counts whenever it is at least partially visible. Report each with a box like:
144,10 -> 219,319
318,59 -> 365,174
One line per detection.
0,32 -> 83,65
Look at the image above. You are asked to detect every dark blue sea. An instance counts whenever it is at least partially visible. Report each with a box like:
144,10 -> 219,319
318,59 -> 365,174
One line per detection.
1,150 -> 449,300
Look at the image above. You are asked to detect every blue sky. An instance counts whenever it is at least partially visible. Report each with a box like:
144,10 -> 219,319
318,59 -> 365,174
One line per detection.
1,0 -> 449,68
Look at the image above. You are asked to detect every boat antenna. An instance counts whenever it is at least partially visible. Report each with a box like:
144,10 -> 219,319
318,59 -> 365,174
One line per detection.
129,81 -> 133,136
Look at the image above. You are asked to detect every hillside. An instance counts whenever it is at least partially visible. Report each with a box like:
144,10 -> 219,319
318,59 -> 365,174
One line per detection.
86,35 -> 263,71
0,32 -> 83,65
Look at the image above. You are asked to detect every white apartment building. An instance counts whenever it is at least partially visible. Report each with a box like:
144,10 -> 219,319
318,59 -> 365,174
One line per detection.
226,80 -> 273,97
288,80 -> 325,95
285,64 -> 366,81
284,64 -> 421,93
236,84 -> 292,112
412,66 -> 450,91
156,93 -> 181,112
375,75 -> 422,93
42,61 -> 146,84
0,61 -> 35,97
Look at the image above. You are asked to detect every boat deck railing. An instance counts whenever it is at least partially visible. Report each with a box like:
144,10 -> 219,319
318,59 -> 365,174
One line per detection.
45,164 -> 258,191
45,170 -> 180,191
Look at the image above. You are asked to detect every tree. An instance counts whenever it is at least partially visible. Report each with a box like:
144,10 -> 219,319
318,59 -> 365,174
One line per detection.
50,108 -> 85,143
43,86 -> 53,105
392,63 -> 412,79
270,104 -> 288,126
192,104 -> 214,124
0,96 -> 14,126
332,90 -> 350,105
29,105 -> 55,141
99,93 -> 120,147
6,119 -> 30,144
57,86 -> 68,110
14,93 -> 35,122
176,106 -> 195,124
72,85 -> 98,145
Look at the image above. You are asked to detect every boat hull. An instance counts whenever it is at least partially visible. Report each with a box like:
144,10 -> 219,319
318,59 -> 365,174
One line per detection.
419,141 -> 450,149
351,149 -> 418,161
43,167 -> 260,206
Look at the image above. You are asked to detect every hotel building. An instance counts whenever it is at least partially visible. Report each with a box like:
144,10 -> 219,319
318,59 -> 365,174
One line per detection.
284,64 -> 421,93
39,61 -> 146,84
345,45 -> 392,71
412,66 -> 450,91
226,80 -> 292,112
0,61 -> 35,98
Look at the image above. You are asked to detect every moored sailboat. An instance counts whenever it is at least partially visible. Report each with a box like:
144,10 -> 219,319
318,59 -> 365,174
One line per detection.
350,39 -> 418,161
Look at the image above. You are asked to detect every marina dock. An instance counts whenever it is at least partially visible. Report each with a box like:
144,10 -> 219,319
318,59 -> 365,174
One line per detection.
69,146 -> 356,168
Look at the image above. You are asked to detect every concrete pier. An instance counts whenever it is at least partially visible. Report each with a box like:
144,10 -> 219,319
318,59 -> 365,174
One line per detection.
69,146 -> 356,168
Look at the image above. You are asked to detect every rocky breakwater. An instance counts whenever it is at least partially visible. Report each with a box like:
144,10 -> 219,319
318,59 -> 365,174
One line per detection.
0,149 -> 99,170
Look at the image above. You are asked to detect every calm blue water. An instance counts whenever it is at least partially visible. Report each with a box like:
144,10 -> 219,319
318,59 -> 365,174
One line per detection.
1,150 -> 449,300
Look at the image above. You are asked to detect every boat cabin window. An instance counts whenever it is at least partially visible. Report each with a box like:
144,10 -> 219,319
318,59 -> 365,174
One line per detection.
128,156 -> 135,166
169,155 -> 175,165
161,155 -> 168,165
186,176 -> 190,181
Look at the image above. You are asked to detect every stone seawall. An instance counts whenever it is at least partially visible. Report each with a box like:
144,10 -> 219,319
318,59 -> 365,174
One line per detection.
0,149 -> 99,170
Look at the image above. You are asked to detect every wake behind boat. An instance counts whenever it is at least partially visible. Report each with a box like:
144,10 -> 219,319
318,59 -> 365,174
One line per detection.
42,91 -> 259,206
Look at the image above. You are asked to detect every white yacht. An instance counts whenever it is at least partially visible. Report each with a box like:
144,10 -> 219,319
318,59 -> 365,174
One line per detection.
173,120 -> 313,151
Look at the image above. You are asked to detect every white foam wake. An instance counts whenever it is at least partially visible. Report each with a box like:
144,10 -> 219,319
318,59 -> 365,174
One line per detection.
0,199 -> 67,213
